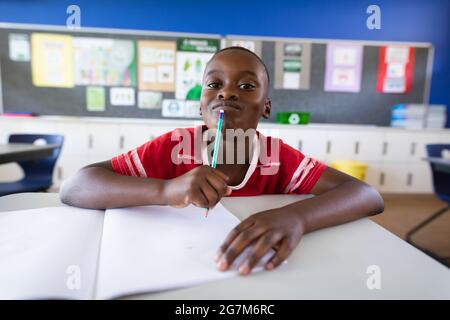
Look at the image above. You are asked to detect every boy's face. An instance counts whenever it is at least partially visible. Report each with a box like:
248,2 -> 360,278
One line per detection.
200,49 -> 271,132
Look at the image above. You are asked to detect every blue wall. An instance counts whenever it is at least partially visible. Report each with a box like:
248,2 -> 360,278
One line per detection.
1,0 -> 449,127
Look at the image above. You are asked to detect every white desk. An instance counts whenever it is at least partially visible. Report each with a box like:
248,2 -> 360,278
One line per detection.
0,193 -> 449,299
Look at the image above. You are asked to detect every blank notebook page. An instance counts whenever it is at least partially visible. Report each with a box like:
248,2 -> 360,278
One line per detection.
0,207 -> 104,300
96,203 -> 275,299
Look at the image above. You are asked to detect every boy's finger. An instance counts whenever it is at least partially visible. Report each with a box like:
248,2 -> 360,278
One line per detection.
216,218 -> 255,259
190,186 -> 211,208
217,226 -> 267,271
239,232 -> 284,275
265,238 -> 293,270
210,167 -> 230,182
205,173 -> 230,198
200,182 -> 219,208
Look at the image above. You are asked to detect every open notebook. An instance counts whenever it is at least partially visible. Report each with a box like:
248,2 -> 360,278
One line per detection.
0,203 -> 277,299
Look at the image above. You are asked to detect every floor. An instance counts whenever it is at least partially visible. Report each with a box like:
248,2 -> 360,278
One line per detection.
371,193 -> 450,265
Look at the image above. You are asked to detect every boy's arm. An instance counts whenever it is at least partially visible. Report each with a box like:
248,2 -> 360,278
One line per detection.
283,167 -> 384,232
60,161 -> 231,210
59,161 -> 167,209
215,167 -> 384,275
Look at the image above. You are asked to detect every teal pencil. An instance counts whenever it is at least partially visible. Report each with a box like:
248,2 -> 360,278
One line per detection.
206,110 -> 224,217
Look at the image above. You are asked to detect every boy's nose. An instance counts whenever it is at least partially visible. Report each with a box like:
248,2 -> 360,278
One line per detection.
218,89 -> 238,100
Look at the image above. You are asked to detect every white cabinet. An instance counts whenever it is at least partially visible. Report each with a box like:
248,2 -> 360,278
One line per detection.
380,131 -> 439,163
378,162 -> 433,194
364,161 -> 382,190
118,123 -> 179,153
119,124 -> 154,152
409,163 -> 433,193
273,127 -> 384,164
412,132 -> 441,161
324,131 -> 353,162
382,131 -> 414,162
85,123 -> 121,159
273,127 -> 328,161
54,122 -> 89,157
53,154 -> 92,186
379,163 -> 409,193
324,129 -> 381,162
352,131 -> 385,162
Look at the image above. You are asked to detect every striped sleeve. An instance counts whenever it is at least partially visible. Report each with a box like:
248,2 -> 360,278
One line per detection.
279,140 -> 327,194
111,131 -> 176,179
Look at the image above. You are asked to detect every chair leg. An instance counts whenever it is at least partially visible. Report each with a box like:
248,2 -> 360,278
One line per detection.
406,205 -> 450,268
406,205 -> 449,244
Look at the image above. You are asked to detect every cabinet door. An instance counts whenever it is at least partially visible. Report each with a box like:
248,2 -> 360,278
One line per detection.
56,154 -> 92,183
410,132 -> 442,162
276,128 -> 328,161
364,161 -> 382,190
325,130 -> 356,162
353,131 -> 384,162
407,163 -> 433,194
379,162 -> 433,194
86,123 -> 121,159
119,124 -> 153,152
119,124 -> 187,153
54,122 -> 89,157
382,131 -> 414,162
379,163 -> 409,193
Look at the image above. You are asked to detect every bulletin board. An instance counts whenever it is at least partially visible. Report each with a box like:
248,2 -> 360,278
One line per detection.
0,23 -> 433,126
0,23 -> 221,120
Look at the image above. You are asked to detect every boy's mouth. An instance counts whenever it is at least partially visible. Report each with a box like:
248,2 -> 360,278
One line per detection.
210,101 -> 242,111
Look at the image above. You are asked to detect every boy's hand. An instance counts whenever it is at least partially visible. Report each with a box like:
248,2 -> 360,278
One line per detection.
215,208 -> 305,275
163,165 -> 232,209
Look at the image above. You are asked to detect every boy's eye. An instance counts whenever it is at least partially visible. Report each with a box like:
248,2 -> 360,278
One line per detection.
239,83 -> 256,90
206,82 -> 221,89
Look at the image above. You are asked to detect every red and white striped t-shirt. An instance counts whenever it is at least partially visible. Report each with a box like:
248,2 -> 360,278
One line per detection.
111,126 -> 327,196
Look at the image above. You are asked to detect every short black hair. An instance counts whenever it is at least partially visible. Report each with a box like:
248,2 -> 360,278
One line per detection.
207,46 -> 270,84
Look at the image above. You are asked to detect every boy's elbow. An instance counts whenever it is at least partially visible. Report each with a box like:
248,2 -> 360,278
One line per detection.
59,178 -> 76,206
59,169 -> 88,207
364,183 -> 384,216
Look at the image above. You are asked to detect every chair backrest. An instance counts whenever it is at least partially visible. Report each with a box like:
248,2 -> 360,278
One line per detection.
426,144 -> 450,202
8,134 -> 64,185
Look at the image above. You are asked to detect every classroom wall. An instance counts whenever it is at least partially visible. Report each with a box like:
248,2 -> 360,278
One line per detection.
0,0 -> 449,127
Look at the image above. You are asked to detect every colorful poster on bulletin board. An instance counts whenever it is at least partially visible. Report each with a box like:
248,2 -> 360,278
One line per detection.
73,37 -> 136,86
138,40 -> 176,92
9,33 -> 30,61
86,86 -> 106,112
376,46 -> 415,94
138,91 -> 162,109
31,33 -> 74,88
274,42 -> 311,90
324,43 -> 363,93
175,38 -> 220,100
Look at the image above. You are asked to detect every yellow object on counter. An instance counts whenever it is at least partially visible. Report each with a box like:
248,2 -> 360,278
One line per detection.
330,160 -> 368,181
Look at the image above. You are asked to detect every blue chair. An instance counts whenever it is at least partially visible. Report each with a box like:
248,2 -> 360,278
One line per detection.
0,134 -> 64,196
406,144 -> 450,267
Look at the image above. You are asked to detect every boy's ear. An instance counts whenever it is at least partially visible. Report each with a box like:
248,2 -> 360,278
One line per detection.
262,98 -> 271,119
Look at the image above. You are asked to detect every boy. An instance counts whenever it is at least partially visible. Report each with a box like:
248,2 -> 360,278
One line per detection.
60,47 -> 384,276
